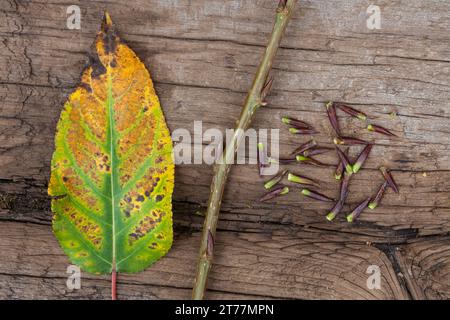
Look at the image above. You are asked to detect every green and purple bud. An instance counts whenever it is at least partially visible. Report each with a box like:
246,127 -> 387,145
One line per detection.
287,172 -> 320,188
327,173 -> 351,221
339,172 -> 351,201
334,136 -> 369,145
289,127 -> 318,135
346,197 -> 371,222
352,144 -> 373,173
260,186 -> 289,202
368,181 -> 388,209
302,147 -> 333,157
326,101 -> 340,136
326,200 -> 345,221
257,142 -> 267,177
334,147 -> 349,180
290,139 -> 317,155
264,170 -> 287,190
335,146 -> 353,175
379,166 -> 399,193
268,157 -> 297,165
367,124 -> 397,137
282,116 -> 313,130
296,155 -> 326,167
336,104 -> 367,121
301,189 -> 335,202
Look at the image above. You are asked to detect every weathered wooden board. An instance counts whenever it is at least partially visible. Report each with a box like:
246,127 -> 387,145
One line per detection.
0,0 -> 449,299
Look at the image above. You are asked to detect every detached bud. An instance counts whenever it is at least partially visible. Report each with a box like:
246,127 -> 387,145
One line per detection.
335,146 -> 353,175
326,101 -> 340,136
290,139 -> 317,155
260,186 -> 289,202
301,189 -> 335,202
367,124 -> 397,137
289,127 -> 318,135
326,200 -> 345,221
264,170 -> 287,190
282,116 -> 312,130
302,147 -> 332,157
334,136 -> 369,145
379,166 -> 399,193
287,172 -> 320,187
346,197 -> 371,222
257,142 -> 267,177
368,181 -> 388,209
336,104 -> 367,121
296,155 -> 326,167
334,147 -> 349,180
352,144 -> 373,173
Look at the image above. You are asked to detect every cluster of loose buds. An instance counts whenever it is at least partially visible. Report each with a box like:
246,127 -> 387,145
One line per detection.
258,116 -> 331,202
256,104 -> 400,221
324,101 -> 399,222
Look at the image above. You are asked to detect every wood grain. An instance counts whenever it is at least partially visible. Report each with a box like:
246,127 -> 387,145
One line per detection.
0,0 -> 449,299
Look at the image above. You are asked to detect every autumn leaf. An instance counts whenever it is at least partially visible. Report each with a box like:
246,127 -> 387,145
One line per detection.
48,13 -> 174,278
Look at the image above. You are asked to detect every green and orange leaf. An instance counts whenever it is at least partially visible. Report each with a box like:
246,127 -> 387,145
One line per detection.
48,13 -> 174,274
